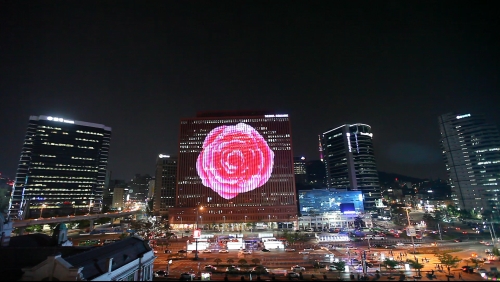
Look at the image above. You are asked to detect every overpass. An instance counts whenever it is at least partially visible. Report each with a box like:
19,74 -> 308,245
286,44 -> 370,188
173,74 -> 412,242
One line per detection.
12,210 -> 143,233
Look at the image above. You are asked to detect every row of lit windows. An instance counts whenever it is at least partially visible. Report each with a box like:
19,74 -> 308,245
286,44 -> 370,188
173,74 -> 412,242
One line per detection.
39,126 -> 62,130
31,166 -> 98,172
76,130 -> 104,136
75,138 -> 100,143
42,142 -> 73,147
191,118 -> 288,124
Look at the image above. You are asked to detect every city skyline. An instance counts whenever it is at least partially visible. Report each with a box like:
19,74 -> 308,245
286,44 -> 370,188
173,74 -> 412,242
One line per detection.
1,1 -> 498,181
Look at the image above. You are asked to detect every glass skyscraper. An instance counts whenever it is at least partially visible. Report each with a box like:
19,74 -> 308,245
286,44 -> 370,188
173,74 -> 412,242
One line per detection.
320,123 -> 381,210
8,115 -> 111,219
439,112 -> 500,215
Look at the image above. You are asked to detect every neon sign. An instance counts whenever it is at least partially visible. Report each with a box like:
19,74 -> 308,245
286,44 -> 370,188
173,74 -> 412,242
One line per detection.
46,116 -> 74,124
456,114 -> 471,119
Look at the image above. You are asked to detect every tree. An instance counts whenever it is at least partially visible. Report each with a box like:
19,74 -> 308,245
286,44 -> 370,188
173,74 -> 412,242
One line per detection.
354,216 -> 365,229
238,259 -> 248,269
434,251 -> 461,275
332,261 -> 346,279
408,260 -> 424,277
251,258 -> 261,266
227,258 -> 235,264
214,258 -> 222,266
382,259 -> 399,277
493,247 -> 500,256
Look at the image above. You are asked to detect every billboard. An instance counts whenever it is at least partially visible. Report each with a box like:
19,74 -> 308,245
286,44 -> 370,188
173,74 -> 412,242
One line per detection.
193,229 -> 201,239
406,226 -> 416,237
340,203 -> 356,214
196,123 -> 274,200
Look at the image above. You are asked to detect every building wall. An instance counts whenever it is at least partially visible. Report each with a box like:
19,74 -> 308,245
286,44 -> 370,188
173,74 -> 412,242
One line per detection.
9,115 -> 111,220
321,124 -> 381,210
439,112 -> 500,213
112,187 -> 126,209
153,154 -> 177,216
169,111 -> 298,225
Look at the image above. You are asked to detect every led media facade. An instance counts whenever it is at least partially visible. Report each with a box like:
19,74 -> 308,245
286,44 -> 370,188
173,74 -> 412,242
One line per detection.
170,111 -> 298,226
8,115 -> 111,220
196,123 -> 274,200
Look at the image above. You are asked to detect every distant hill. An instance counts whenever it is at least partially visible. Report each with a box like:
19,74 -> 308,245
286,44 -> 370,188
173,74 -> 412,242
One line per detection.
377,171 -> 425,184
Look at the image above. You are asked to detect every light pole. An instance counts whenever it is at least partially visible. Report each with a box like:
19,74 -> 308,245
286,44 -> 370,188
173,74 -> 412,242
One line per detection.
194,205 -> 203,260
405,208 -> 416,254
268,215 -> 271,229
223,216 -> 226,234
40,204 -> 46,219
245,216 -> 247,231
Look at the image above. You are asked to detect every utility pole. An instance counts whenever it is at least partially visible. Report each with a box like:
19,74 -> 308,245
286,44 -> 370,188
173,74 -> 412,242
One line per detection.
405,208 -> 416,254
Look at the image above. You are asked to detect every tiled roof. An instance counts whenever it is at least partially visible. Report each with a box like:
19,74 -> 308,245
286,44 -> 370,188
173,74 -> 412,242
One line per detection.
64,236 -> 152,280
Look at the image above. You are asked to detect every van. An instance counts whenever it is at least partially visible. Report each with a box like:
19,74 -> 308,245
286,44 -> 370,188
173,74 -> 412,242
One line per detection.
306,228 -> 314,232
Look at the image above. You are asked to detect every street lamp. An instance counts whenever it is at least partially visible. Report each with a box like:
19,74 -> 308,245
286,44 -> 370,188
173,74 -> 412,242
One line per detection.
194,205 -> 203,260
40,204 -> 46,219
268,215 -> 271,229
223,216 -> 226,234
245,216 -> 247,230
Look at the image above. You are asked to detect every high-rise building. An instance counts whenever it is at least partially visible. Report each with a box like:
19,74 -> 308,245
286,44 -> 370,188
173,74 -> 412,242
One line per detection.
320,123 -> 381,210
293,156 -> 307,185
127,174 -> 153,203
153,154 -> 177,216
439,112 -> 500,214
169,111 -> 298,228
9,115 -> 111,219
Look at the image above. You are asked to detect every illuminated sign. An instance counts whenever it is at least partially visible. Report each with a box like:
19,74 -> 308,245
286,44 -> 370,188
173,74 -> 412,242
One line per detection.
360,132 -> 373,137
264,114 -> 288,118
193,229 -> 201,239
158,154 -> 170,158
196,123 -> 275,200
346,133 -> 352,152
46,116 -> 74,124
456,114 -> 471,119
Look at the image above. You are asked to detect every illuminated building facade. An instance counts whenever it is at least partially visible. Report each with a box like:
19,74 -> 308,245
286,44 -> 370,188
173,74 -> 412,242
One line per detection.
297,188 -> 364,214
439,112 -> 500,214
169,111 -> 298,228
320,123 -> 381,210
153,154 -> 177,216
8,115 -> 111,219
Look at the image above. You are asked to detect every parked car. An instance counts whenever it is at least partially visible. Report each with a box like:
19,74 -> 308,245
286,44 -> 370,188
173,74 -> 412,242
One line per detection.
219,249 -> 229,253
291,265 -> 306,272
287,272 -> 300,278
241,250 -> 252,254
204,265 -> 217,271
179,273 -> 196,281
202,249 -> 212,253
462,266 -> 474,273
226,266 -> 241,273
178,250 -> 187,254
155,270 -> 167,277
191,250 -> 199,253
262,248 -> 270,252
326,265 -> 337,271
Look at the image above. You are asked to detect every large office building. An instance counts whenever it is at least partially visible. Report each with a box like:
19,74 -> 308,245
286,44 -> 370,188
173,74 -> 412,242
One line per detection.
439,112 -> 500,214
8,115 -> 111,219
320,123 -> 381,210
169,111 -> 298,228
293,156 -> 307,184
153,154 -> 177,216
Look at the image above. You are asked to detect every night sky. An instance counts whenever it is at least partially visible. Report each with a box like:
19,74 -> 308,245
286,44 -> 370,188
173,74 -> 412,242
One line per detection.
1,1 -> 499,181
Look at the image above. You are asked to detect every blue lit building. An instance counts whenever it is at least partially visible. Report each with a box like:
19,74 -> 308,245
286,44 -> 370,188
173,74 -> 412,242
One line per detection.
297,188 -> 364,215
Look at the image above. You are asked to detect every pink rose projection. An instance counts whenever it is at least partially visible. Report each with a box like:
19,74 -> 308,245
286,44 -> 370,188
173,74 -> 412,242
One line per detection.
196,123 -> 275,199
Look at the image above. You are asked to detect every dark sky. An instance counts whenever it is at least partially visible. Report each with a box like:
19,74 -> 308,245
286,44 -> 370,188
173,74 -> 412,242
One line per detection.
1,1 -> 499,181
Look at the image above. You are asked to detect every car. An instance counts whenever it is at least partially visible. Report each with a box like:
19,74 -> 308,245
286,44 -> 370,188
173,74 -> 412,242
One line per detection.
462,266 -> 474,273
291,265 -> 306,272
226,266 -> 241,272
204,265 -> 217,271
178,250 -> 187,254
252,265 -> 269,274
155,270 -> 167,277
262,248 -> 270,252
287,272 -> 300,278
191,250 -> 200,253
454,239 -> 463,242
241,250 -> 252,254
478,268 -> 488,274
303,248 -> 314,251
164,249 -> 172,254
396,242 -> 404,246
202,249 -> 212,253
298,251 -> 309,255
179,273 -> 196,281
285,248 -> 296,252
326,265 -> 337,271
219,249 -> 229,253
480,240 -> 486,244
